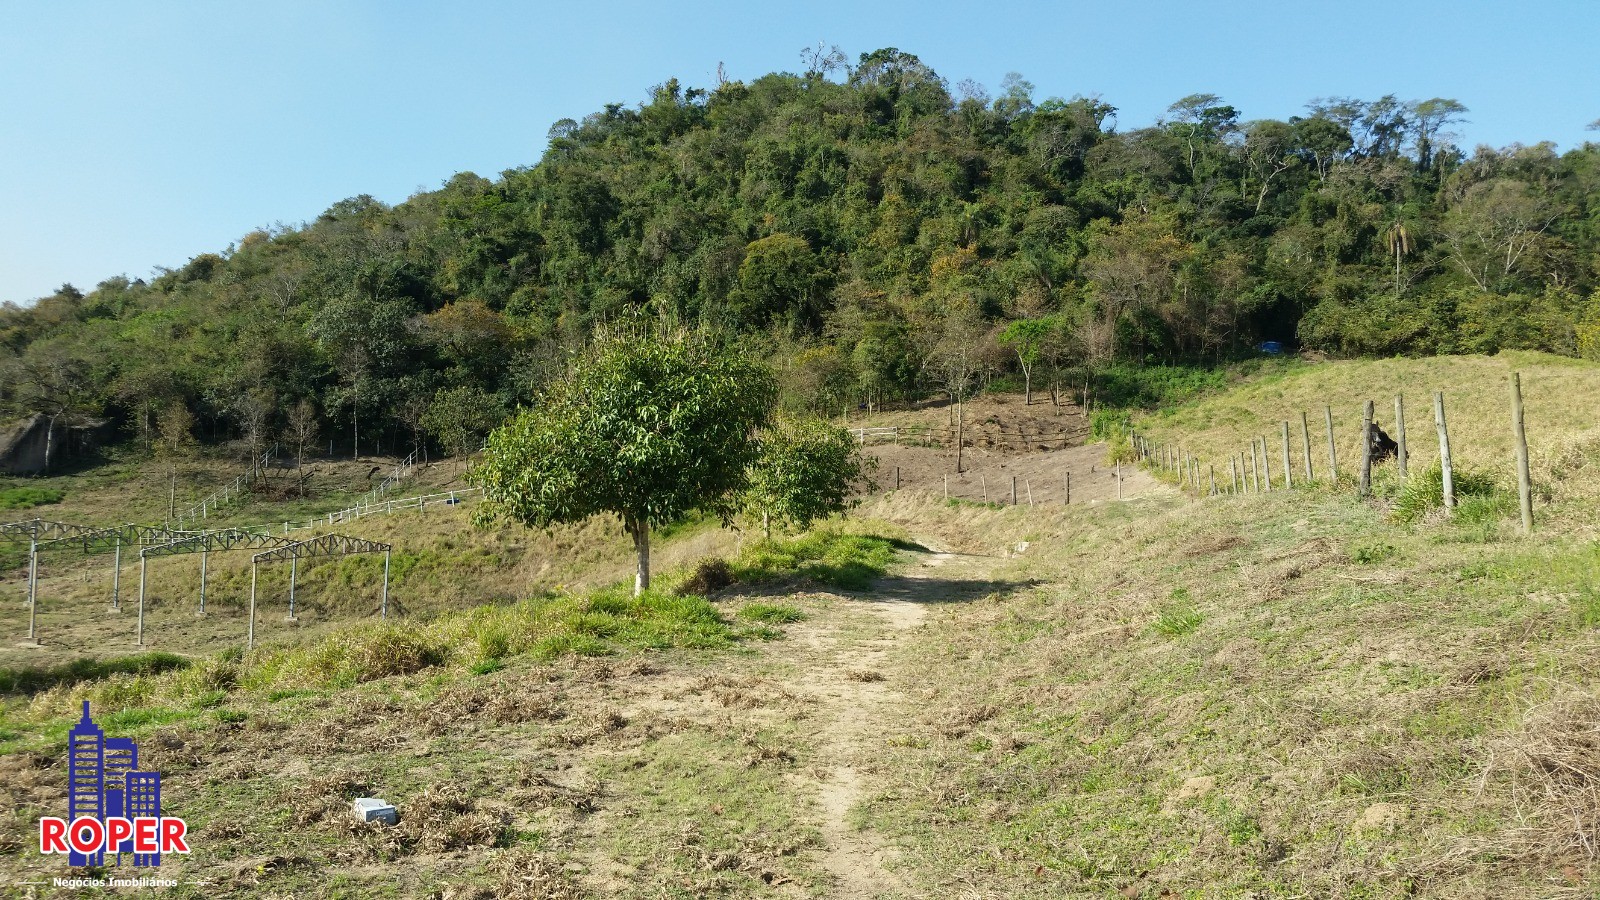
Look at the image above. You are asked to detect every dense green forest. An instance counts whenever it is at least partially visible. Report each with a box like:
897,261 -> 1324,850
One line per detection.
4,47 -> 1600,458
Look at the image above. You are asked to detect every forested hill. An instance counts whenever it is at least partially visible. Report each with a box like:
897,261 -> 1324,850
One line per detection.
4,47 -> 1600,457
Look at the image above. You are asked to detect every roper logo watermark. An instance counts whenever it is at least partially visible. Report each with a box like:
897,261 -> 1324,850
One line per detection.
37,702 -> 189,868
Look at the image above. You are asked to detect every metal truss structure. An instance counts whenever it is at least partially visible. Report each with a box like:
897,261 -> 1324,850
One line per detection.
13,516 -> 397,651
246,534 -> 393,649
250,533 -> 390,563
141,528 -> 295,559
0,519 -> 98,543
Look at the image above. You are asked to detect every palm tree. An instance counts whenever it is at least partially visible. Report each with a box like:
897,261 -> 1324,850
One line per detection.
1385,221 -> 1412,296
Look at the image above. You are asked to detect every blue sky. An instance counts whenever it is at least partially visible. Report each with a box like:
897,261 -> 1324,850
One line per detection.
2,0 -> 1596,306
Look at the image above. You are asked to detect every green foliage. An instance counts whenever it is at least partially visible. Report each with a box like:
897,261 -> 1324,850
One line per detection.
1153,590 -> 1203,636
744,417 -> 874,538
733,530 -> 899,590
421,384 -> 507,457
1092,364 -> 1232,409
0,651 -> 188,695
1391,463 -> 1501,523
471,325 -> 776,591
3,54 -> 1598,468
738,603 -> 806,624
0,487 -> 65,510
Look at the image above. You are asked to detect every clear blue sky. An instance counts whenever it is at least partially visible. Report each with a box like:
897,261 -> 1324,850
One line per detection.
2,0 -> 1596,306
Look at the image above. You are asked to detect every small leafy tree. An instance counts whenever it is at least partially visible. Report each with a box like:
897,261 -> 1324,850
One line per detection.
470,327 -> 776,595
422,385 -> 506,457
744,418 -> 874,540
998,317 -> 1054,404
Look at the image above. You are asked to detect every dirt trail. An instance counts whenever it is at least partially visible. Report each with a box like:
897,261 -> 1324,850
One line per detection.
796,544 -> 994,899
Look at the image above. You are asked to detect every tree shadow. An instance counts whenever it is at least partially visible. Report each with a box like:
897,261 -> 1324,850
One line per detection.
851,573 -> 1043,605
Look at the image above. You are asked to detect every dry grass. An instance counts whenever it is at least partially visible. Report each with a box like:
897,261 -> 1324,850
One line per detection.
1135,350 -> 1600,480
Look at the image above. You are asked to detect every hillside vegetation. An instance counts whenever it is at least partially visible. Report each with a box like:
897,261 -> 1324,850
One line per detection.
5,48 -> 1600,469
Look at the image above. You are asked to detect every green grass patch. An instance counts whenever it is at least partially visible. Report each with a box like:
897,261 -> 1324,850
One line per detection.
733,529 -> 899,590
0,651 -> 190,695
1392,463 -> 1501,524
1153,590 -> 1203,637
0,486 -> 66,510
738,603 -> 806,624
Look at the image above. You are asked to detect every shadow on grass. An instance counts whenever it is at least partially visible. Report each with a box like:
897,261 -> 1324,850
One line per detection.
0,651 -> 189,695
861,573 -> 1044,605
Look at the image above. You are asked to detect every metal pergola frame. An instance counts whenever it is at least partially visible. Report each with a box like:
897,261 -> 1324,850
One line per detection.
247,535 -> 392,649
29,523 -> 201,640
126,530 -> 299,646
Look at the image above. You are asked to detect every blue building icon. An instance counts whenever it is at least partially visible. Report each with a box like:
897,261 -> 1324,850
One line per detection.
65,701 -> 164,868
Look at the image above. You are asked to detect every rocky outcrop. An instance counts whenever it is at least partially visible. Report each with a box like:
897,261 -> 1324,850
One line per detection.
0,414 -> 109,474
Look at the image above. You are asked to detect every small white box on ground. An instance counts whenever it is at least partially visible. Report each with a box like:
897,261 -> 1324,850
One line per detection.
352,797 -> 397,826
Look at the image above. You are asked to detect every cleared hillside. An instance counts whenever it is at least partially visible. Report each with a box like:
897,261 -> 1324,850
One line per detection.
1,355 -> 1598,897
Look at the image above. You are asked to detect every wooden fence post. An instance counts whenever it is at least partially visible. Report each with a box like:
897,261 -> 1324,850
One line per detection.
1027,479 -> 1035,505
1394,394 -> 1408,480
1281,422 -> 1293,488
1209,466 -> 1217,497
1230,456 -> 1239,493
1510,373 -> 1533,532
1325,405 -> 1339,482
981,475 -> 988,502
943,474 -> 948,501
1260,436 -> 1273,492
1065,472 -> 1071,505
1359,400 -> 1374,496
1248,445 -> 1259,493
1011,475 -> 1018,506
1300,411 -> 1313,482
895,466 -> 900,490
1435,391 -> 1455,510
1116,461 -> 1122,500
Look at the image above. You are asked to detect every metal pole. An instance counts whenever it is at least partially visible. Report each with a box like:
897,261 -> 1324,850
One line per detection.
288,556 -> 298,620
381,550 -> 391,620
198,550 -> 208,615
112,537 -> 121,610
26,537 -> 38,641
137,555 -> 147,646
248,562 -> 258,650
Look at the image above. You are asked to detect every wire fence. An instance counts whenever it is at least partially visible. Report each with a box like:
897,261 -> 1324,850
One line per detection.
1132,371 -> 1538,532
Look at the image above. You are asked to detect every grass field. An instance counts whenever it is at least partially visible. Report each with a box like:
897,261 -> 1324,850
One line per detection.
2,353 -> 1599,897
1132,351 -> 1600,482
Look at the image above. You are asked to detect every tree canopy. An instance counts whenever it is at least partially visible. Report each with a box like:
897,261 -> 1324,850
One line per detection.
469,326 -> 775,594
5,48 -> 1600,458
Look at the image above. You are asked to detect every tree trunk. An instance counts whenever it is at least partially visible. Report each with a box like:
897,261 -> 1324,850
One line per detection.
956,398 -> 965,474
42,414 -> 57,472
629,516 -> 651,596
1022,366 -> 1032,405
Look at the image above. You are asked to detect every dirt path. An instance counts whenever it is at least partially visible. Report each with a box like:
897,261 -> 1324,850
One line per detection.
796,545 -> 994,898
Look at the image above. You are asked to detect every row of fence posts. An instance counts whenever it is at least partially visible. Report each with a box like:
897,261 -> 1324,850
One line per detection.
934,464 -> 1122,506
1130,372 -> 1537,533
